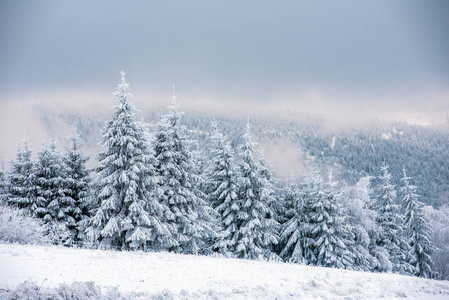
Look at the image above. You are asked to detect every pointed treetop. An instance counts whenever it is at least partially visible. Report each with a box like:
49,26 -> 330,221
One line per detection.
168,85 -> 180,111
245,116 -> 251,133
120,70 -> 126,84
401,167 -> 410,183
114,70 -> 132,102
21,138 -> 30,151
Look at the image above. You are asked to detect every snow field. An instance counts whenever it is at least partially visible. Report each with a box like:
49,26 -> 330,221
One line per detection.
1,243 -> 449,299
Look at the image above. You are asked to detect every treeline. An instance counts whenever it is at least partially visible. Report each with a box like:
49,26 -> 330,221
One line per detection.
0,72 -> 442,280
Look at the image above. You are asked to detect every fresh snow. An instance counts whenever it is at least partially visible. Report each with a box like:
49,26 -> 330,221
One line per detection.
1,243 -> 449,299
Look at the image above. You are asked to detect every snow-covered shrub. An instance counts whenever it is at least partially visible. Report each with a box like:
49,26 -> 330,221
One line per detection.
371,246 -> 393,273
2,280 -> 125,300
0,205 -> 51,245
3,280 -> 57,300
47,222 -> 72,246
57,281 -> 124,300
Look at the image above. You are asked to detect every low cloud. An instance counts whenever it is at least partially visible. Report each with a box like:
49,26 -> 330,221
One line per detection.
1,84 -> 448,172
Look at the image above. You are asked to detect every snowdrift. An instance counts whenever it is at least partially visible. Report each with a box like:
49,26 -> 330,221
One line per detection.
1,243 -> 449,299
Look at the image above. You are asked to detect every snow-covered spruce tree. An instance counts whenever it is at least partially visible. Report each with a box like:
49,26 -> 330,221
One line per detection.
87,71 -> 162,250
258,156 -> 283,259
152,90 -> 217,254
340,176 -> 379,271
34,141 -> 68,221
229,121 -> 279,260
7,140 -> 39,214
375,164 -> 412,274
205,122 -> 238,210
305,168 -> 354,269
205,123 -> 239,255
63,129 -> 91,243
34,140 -> 73,243
258,157 -> 283,224
401,168 -> 434,278
278,181 -> 309,263
0,158 -> 8,202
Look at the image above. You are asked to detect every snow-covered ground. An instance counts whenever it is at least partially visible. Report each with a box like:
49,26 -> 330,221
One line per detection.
1,243 -> 449,299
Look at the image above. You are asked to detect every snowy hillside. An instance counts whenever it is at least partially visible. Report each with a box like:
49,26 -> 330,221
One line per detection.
1,243 -> 449,299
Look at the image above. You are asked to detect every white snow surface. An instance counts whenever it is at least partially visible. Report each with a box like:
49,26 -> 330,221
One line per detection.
1,243 -> 449,299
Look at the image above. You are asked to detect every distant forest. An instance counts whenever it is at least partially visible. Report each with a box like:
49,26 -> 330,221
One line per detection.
46,101 -> 449,207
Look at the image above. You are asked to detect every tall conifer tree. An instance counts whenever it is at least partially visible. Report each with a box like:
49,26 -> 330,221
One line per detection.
36,142 -> 67,212
206,122 -> 239,255
305,168 -> 354,269
376,164 -> 411,274
341,176 -> 379,271
7,140 -> 37,213
87,71 -> 161,250
34,140 -> 75,244
63,129 -> 91,242
0,158 -> 7,202
278,181 -> 309,263
152,89 -> 217,254
206,122 -> 238,210
401,168 -> 434,278
231,121 -> 279,259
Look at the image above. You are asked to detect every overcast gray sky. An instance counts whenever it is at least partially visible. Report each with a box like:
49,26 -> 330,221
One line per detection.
1,0 -> 448,121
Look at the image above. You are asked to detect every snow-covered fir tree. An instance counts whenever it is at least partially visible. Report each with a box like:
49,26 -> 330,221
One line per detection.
229,121 -> 279,260
341,176 -> 379,271
152,89 -> 217,254
258,156 -> 282,224
278,181 -> 309,263
205,123 -> 239,255
34,141 -> 69,222
63,129 -> 92,243
375,164 -> 412,274
305,168 -> 354,269
401,168 -> 434,278
33,140 -> 75,244
87,71 -> 162,250
7,140 -> 39,214
205,122 -> 238,210
0,158 -> 8,202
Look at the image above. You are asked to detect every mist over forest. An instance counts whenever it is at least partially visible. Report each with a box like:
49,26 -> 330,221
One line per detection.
2,95 -> 448,207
